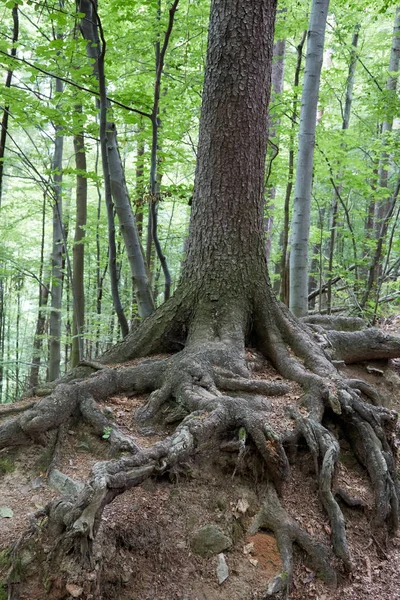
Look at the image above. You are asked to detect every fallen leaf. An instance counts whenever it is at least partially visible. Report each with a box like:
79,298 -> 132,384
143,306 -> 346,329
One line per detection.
0,506 -> 13,518
249,558 -> 258,567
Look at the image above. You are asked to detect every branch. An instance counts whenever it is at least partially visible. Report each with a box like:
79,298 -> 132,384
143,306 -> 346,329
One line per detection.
0,50 -> 152,119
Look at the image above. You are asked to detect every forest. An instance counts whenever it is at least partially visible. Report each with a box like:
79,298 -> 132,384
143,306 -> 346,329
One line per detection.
0,0 -> 400,598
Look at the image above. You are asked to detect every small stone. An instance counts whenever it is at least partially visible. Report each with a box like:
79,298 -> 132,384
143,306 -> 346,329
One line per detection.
190,525 -> 232,557
216,553 -> 229,584
30,476 -> 44,489
66,583 -> 83,597
121,569 -> 132,583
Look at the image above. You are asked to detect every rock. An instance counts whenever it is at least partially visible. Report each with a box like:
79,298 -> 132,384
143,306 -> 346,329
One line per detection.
30,476 -> 44,489
65,583 -> 83,597
48,469 -> 84,496
216,553 -> 229,584
191,525 -> 232,557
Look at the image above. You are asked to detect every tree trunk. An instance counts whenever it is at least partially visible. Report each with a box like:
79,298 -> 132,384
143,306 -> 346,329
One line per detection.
326,24 -> 359,313
362,7 -> 400,310
374,6 -> 400,229
71,105 -> 87,367
48,77 -> 64,382
0,4 -> 19,207
276,31 -> 307,305
265,38 -> 286,261
78,0 -> 155,321
289,0 -> 330,317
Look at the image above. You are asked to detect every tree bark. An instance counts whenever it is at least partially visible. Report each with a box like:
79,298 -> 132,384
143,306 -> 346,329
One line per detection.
71,104 -> 87,367
265,38 -> 286,261
289,0 -> 330,317
326,24 -> 359,313
78,0 -> 155,321
48,76 -> 64,382
276,30 -> 307,305
0,4 -> 19,207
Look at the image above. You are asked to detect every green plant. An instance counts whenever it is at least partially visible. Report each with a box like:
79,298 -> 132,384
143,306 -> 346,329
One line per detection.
102,427 -> 112,440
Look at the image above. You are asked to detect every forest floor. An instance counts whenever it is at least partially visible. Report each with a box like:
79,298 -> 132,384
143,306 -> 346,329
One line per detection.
1,316 -> 400,600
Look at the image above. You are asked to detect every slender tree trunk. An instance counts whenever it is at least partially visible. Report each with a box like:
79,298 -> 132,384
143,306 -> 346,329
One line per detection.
289,0 -> 330,317
0,4 -> 19,207
326,24 -> 359,313
0,5 -> 18,401
135,134 -> 145,239
15,285 -> 21,397
265,38 -> 286,261
362,8 -> 400,309
79,0 -> 154,321
148,0 -> 178,302
374,6 -> 400,229
48,77 -> 65,382
276,31 -> 307,305
71,105 -> 87,367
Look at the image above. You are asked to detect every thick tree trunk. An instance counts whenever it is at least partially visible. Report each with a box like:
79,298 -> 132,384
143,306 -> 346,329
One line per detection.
289,0 -> 330,317
179,0 -> 276,343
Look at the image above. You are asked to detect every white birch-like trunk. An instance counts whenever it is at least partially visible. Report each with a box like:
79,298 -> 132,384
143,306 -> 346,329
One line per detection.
289,0 -> 330,317
374,6 -> 400,228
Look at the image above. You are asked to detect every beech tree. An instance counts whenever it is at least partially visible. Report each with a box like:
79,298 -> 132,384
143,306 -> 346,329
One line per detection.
289,0 -> 330,317
1,0 -> 400,598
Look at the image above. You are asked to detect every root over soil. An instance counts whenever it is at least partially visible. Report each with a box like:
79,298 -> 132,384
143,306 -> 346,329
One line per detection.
1,302 -> 400,600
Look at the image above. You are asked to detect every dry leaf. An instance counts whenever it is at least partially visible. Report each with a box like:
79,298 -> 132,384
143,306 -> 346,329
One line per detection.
249,558 -> 258,567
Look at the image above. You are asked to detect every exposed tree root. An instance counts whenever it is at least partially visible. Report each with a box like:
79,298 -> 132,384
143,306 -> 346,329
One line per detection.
248,482 -> 337,597
0,301 -> 399,598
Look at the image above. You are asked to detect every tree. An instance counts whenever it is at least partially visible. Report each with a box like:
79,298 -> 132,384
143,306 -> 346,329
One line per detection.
1,0 -> 400,598
289,0 -> 331,317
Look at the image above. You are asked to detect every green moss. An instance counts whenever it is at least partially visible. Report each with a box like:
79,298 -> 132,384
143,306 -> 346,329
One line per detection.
0,457 -> 14,475
0,549 -> 11,570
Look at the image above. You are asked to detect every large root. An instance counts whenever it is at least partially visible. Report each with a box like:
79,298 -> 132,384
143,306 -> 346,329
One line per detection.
1,302 -> 399,599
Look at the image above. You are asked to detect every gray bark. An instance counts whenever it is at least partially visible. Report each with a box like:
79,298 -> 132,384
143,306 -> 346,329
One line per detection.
106,124 -> 154,318
48,79 -> 64,382
326,24 -> 359,313
289,0 -> 330,317
78,0 -> 154,321
374,6 -> 400,229
71,105 -> 87,367
265,38 -> 286,261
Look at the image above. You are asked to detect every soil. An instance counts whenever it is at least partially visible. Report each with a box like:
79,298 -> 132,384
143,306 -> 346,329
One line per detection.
1,317 -> 400,600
